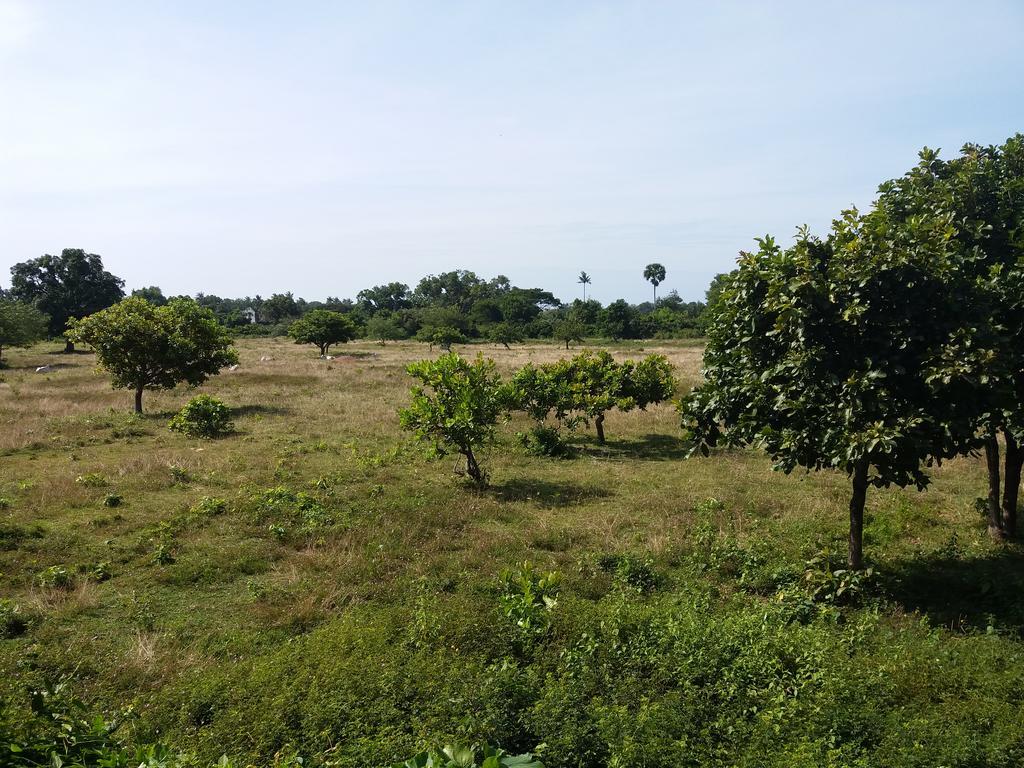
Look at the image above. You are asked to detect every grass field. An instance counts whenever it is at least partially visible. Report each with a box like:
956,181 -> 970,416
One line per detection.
2,338 -> 1023,767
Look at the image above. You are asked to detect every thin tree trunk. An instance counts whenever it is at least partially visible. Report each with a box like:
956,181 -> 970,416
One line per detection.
134,385 -> 144,415
848,458 -> 869,570
63,339 -> 75,354
1003,431 -> 1022,539
595,413 -> 606,444
984,433 -> 1004,539
463,448 -> 484,486
565,339 -> 569,350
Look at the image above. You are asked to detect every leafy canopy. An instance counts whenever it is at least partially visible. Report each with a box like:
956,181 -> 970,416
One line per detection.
288,309 -> 356,355
9,248 -> 124,337
0,300 -> 49,360
681,213 -> 979,490
399,353 -> 508,484
67,297 -> 237,412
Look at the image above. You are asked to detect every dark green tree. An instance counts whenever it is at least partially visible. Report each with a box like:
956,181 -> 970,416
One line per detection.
643,263 -> 667,304
67,297 -> 237,413
680,214 -> 979,570
875,136 -> 1024,538
131,286 -> 167,305
9,249 -> 125,352
288,309 -> 357,356
0,300 -> 49,363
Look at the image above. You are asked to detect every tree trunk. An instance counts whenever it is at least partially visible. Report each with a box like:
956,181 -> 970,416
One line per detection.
63,339 -> 75,354
1003,431 -> 1022,539
595,413 -> 606,444
984,433 -> 1005,539
502,342 -> 510,350
463,448 -> 484,486
848,458 -> 869,570
134,385 -> 144,415
565,339 -> 570,350
0,344 -> 4,363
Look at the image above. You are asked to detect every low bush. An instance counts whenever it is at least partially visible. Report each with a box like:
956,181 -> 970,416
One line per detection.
169,394 -> 234,438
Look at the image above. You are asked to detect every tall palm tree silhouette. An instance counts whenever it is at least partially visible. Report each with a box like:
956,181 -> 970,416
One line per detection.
577,271 -> 592,302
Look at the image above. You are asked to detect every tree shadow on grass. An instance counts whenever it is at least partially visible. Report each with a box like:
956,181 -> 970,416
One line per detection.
231,404 -> 293,418
576,433 -> 691,461
487,478 -> 613,508
880,545 -> 1024,634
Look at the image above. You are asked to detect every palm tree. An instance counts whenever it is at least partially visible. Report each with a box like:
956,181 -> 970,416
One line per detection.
577,271 -> 592,302
643,263 -> 666,304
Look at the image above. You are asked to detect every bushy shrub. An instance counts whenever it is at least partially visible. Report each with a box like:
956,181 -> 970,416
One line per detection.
393,744 -> 544,768
169,394 -> 234,438
36,565 -> 73,590
0,598 -> 29,638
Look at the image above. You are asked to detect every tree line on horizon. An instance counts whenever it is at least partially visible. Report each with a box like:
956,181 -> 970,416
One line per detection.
0,254 -> 715,359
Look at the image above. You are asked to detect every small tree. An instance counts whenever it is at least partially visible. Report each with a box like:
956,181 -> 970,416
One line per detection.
415,325 -> 467,352
366,314 -> 406,345
553,317 -> 585,350
399,353 -> 507,485
288,309 -> 356,356
487,322 -> 524,350
680,216 -> 975,569
0,300 -> 49,363
67,297 -> 238,414
643,263 -> 667,304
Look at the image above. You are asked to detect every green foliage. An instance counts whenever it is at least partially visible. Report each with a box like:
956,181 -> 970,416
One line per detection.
680,215 -> 980,566
36,564 -> 74,590
102,492 -> 123,508
288,308 -> 357,356
509,351 -> 675,445
9,248 -> 125,341
516,425 -> 570,458
169,395 -> 235,438
642,262 -> 666,302
67,297 -> 238,413
249,486 -> 334,535
416,325 -> 468,351
499,562 -> 561,649
393,744 -> 544,768
551,317 -> 585,350
0,300 -> 49,362
366,313 -> 407,345
400,353 -> 508,485
486,322 -> 524,349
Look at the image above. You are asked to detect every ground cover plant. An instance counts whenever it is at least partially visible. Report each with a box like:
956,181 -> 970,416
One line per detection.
1,337 -> 1024,767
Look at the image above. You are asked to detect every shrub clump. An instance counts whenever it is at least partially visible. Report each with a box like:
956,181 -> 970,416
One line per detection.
168,395 -> 234,438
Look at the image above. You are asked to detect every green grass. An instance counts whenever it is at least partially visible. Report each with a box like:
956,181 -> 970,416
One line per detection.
2,338 -> 1023,767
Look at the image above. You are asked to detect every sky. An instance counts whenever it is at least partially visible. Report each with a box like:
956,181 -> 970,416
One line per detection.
1,1 -> 1022,305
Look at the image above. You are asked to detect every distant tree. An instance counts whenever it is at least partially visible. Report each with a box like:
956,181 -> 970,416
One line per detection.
400,353 -> 508,486
366,314 -> 406,345
67,297 -> 237,414
413,271 -> 485,313
680,217 -> 977,570
288,309 -> 357,356
487,322 -> 524,350
262,292 -> 299,323
9,249 -> 125,352
131,286 -> 167,305
643,263 -> 667,304
577,271 -> 592,302
0,300 -> 49,363
357,282 -> 411,315
416,325 -> 467,352
600,299 -> 635,340
553,317 -> 586,350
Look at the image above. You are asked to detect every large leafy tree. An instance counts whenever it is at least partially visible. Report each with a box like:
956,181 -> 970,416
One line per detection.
680,213 -> 979,569
0,300 -> 49,363
357,282 -> 411,315
643,263 -> 666,304
67,297 -> 238,414
875,136 -> 1024,538
288,309 -> 357,356
9,249 -> 125,352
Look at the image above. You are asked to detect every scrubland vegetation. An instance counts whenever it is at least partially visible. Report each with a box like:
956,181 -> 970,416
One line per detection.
2,337 -> 1023,767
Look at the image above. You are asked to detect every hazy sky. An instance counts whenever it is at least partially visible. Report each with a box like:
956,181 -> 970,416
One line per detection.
1,1 -> 1022,304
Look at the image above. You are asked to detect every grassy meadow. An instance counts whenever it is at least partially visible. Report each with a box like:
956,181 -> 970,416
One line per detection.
2,338 -> 1023,767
